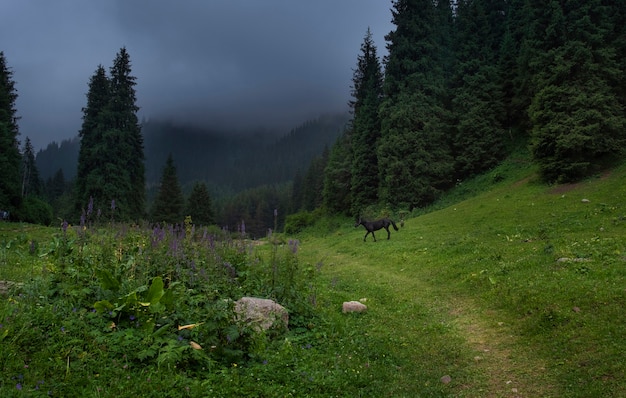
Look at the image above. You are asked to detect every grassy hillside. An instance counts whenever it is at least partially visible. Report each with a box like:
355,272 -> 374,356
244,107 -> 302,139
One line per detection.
1,153 -> 625,396
298,158 -> 626,397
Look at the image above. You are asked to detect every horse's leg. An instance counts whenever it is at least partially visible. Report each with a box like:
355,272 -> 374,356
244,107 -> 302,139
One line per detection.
363,231 -> 369,242
385,226 -> 391,240
371,231 -> 376,242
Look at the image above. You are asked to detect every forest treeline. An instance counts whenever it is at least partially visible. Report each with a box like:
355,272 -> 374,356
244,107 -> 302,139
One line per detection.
35,115 -> 347,197
2,1 -> 626,238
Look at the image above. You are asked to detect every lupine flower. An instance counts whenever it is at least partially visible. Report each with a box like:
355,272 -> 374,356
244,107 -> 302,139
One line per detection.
241,220 -> 246,236
111,199 -> 116,211
61,220 -> 68,234
87,196 -> 94,217
223,262 -> 236,278
288,239 -> 299,254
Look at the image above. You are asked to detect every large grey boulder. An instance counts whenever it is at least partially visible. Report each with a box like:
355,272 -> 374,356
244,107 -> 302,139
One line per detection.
233,297 -> 289,332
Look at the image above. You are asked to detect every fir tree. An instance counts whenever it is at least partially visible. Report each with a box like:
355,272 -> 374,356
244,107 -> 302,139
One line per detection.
109,47 -> 145,218
450,0 -> 507,179
75,65 -> 109,213
323,132 -> 352,215
151,153 -> 184,224
185,182 -> 215,226
75,48 -> 145,220
0,52 -> 22,213
378,0 -> 454,209
527,1 -> 625,182
350,28 -> 384,216
21,137 -> 42,197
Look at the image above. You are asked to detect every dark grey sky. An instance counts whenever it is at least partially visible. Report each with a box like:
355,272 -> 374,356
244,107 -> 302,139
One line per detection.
1,1 -> 394,150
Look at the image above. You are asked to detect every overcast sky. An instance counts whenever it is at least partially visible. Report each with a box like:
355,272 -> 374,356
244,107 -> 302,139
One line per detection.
1,1 -> 394,150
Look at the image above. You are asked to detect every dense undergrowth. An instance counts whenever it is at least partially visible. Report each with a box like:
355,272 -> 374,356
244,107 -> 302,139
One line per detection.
0,218 -> 323,396
2,151 -> 626,397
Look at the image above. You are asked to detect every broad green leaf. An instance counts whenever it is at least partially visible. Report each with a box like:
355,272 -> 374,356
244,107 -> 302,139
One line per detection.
95,269 -> 120,291
94,300 -> 113,313
146,276 -> 164,305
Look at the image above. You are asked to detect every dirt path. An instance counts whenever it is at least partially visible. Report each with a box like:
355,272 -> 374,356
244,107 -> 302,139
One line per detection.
333,258 -> 559,397
447,297 -> 556,397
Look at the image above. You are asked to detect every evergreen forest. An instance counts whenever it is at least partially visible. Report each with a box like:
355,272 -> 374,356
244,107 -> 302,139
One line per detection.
2,0 -> 626,237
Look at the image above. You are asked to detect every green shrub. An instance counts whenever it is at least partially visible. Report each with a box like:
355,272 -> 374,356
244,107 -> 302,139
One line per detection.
18,196 -> 53,225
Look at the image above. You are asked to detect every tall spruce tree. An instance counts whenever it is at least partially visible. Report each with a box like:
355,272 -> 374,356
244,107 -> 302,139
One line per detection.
109,47 -> 145,218
75,65 -> 109,213
323,132 -> 353,215
350,28 -> 384,216
21,137 -> 42,197
527,1 -> 625,182
75,48 -> 145,220
378,0 -> 453,209
450,0 -> 507,179
0,52 -> 22,213
151,153 -> 184,224
185,182 -> 215,226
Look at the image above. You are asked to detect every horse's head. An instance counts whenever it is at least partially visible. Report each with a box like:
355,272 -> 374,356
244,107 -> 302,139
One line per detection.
354,218 -> 362,228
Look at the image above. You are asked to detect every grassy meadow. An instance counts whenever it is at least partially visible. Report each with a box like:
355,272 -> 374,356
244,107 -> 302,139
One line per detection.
1,155 -> 626,397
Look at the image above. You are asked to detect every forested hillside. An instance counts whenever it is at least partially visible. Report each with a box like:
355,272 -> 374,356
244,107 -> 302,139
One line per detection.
4,1 -> 626,235
322,0 -> 626,218
36,114 -> 348,194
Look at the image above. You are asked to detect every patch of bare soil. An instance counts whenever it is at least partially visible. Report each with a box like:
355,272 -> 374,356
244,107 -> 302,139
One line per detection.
548,170 -> 612,195
548,182 -> 584,195
448,298 -> 557,397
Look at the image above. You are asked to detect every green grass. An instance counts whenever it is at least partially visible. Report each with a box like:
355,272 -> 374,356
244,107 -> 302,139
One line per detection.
297,161 -> 626,397
2,158 -> 626,397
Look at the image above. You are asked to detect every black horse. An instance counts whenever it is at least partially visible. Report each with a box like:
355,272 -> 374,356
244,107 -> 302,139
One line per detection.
355,217 -> 399,242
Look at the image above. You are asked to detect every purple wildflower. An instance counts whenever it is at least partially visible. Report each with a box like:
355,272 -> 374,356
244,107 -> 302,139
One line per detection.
16,383 -> 22,390
223,262 -> 237,278
288,239 -> 299,254
61,220 -> 68,234
87,196 -> 94,217
111,199 -> 116,211
241,220 -> 246,236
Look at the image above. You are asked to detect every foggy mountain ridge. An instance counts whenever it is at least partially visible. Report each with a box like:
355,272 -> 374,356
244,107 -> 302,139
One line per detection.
36,113 -> 350,194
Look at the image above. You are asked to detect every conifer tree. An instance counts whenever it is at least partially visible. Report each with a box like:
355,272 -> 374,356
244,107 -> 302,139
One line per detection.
378,0 -> 453,209
109,47 -> 145,218
302,147 -> 329,211
527,1 -> 625,182
75,65 -> 109,213
75,48 -> 145,220
323,132 -> 352,215
185,182 -> 215,226
350,28 -> 384,216
450,0 -> 506,179
151,153 -> 184,224
0,52 -> 22,213
21,137 -> 42,197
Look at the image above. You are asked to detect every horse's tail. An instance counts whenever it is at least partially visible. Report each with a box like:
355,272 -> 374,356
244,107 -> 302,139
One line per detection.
390,219 -> 399,231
